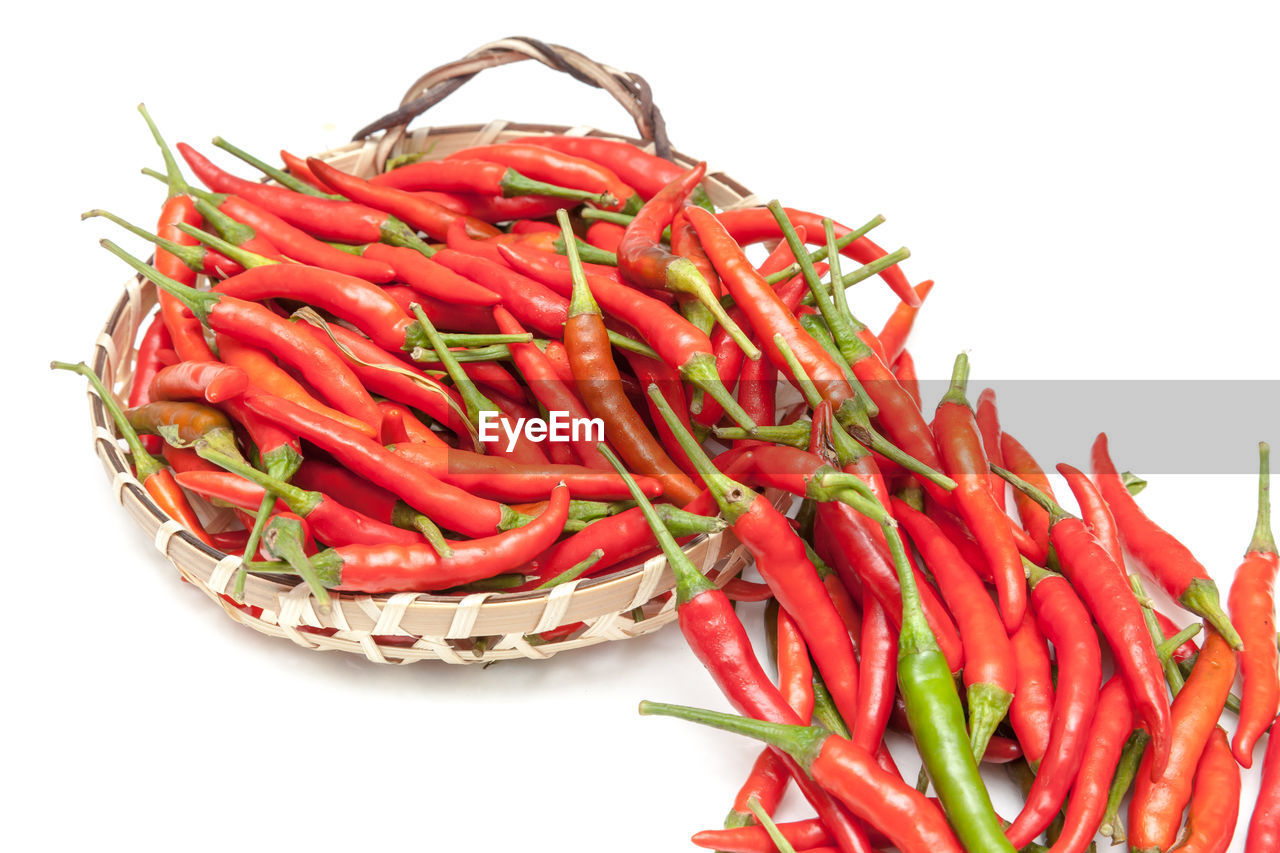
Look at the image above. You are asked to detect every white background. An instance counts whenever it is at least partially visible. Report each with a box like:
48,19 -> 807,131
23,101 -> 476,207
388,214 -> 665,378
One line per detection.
6,2 -> 1279,851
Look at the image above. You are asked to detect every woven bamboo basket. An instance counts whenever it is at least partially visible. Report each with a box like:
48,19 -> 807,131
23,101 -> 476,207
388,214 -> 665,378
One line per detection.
85,38 -> 779,664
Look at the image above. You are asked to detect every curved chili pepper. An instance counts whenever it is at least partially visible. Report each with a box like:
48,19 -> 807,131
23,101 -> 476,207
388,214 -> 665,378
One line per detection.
878,279 -> 935,365
1004,563 -> 1103,849
1248,713 -> 1280,852
852,585 -> 896,755
724,748 -> 789,832
509,135 -> 694,200
1000,432 -> 1055,559
149,361 -> 248,404
1229,442 -> 1278,767
1057,462 -> 1123,565
306,156 -> 499,242
308,484 -> 569,593
1008,608 -> 1056,767
362,242 -> 499,306
643,700 -> 958,853
129,312 -> 173,410
211,193 -> 398,282
105,241 -> 381,429
178,143 -> 434,252
1043,677 -> 1134,853
995,464 -> 1174,778
431,248 -> 569,338
560,223 -> 698,506
974,388 -> 1006,511
383,285 -> 499,334
1092,432 -> 1242,649
1169,726 -> 1239,853
714,206 -> 918,307
932,354 -> 1024,631
894,498 -> 1015,762
617,163 -> 757,357
54,361 -> 215,547
440,142 -> 640,210
366,156 -> 611,205
213,332 -> 377,439
291,318 -> 470,439
1128,627 -> 1238,852
242,392 -> 515,538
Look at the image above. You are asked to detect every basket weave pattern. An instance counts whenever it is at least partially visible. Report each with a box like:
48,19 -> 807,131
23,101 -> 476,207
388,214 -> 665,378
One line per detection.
87,120 -> 768,664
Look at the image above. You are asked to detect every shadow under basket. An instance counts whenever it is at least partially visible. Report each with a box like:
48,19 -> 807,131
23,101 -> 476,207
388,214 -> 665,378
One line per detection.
86,119 -> 778,664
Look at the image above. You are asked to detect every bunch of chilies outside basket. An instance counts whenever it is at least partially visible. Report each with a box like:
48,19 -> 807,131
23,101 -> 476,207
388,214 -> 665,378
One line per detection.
59,105 -> 1279,853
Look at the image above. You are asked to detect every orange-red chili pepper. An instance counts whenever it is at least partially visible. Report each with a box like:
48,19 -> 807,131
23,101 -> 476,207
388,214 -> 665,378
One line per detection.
974,388 -> 1006,511
1170,726 -> 1240,853
1228,442 -> 1278,767
370,154 -> 613,206
1093,432 -> 1242,649
1248,712 -> 1280,852
1001,432 -> 1055,560
877,279 -> 935,365
1129,627 -> 1238,852
1008,607 -> 1056,766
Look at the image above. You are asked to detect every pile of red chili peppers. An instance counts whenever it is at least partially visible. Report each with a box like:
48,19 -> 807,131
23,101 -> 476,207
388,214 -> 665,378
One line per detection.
60,103 -> 1278,852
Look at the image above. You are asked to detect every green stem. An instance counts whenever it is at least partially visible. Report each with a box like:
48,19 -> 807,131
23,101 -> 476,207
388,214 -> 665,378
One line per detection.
809,668 -> 851,739
193,441 -> 319,515
554,234 -> 617,266
51,361 -> 163,481
796,314 -> 878,418
175,222 -> 276,269
192,197 -> 256,247
713,422 -> 812,449
137,103 -> 190,198
666,256 -> 762,361
1250,441 -> 1275,555
771,333 -> 864,466
637,700 -> 827,769
598,445 -> 714,604
605,330 -> 660,360
762,215 -> 884,285
680,353 -> 757,431
379,215 -> 437,259
1122,471 -> 1148,496
212,136 -> 342,199
1130,574 -> 1186,694
940,352 -> 972,408
408,303 -> 495,427
536,548 -> 606,589
499,168 -> 611,205
100,239 -> 218,324
744,797 -> 797,853
1099,730 -> 1149,841
559,209 -> 602,319
262,514 -> 331,612
235,491 -> 277,601
1157,623 -> 1202,659
991,465 -> 1071,523
410,344 -> 515,364
83,209 -> 206,272
644,384 -> 755,524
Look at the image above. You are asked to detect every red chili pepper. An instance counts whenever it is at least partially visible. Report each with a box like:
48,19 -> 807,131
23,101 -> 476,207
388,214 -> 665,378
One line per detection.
432,248 -> 569,338
725,748 -> 790,831
415,189 -> 575,223
242,393 -> 515,538
214,332 -> 378,439
1007,607 -> 1056,766
1093,433 -> 1242,649
1057,461 -> 1123,565
933,354 -> 1025,631
892,348 -> 922,410
1043,676 -> 1134,853
1001,432 -> 1055,560
362,243 -> 499,306
211,194 -> 398,282
130,313 -> 173,454
178,143 -> 431,250
996,465 -> 1174,778
306,156 -> 500,242
279,149 -> 329,193
1248,712 -> 1280,852
382,286 -> 498,334
1170,726 -> 1240,853
1003,563 -> 1103,849
878,279 -> 935,364
894,498 -> 1015,761
1228,442 -> 1278,767
852,585 -> 896,754
617,164 -> 757,358
585,220 -> 625,253
369,154 -> 614,206
1128,627 -> 1238,852
446,143 -> 640,208
974,388 -> 1006,511
149,361 -> 249,405
312,484 -> 569,593
510,134 -> 688,201
714,206 -> 919,307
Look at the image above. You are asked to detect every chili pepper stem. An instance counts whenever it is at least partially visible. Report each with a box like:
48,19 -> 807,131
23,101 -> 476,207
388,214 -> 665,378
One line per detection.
175,222 -> 274,269
638,700 -> 827,768
744,797 -> 797,853
839,401 -> 958,491
666,257 -> 762,361
83,210 -> 206,272
1100,730 -> 1150,841
51,360 -> 163,481
681,353 -> 757,431
643,384 -> 754,524
193,441 -> 319,515
1250,441 -> 1275,555
137,103 -> 190,197
497,168 -> 613,205
597,445 -> 714,605
536,548 -> 606,589
262,516 -> 331,613
101,239 -> 217,323
1178,577 -> 1242,650
212,136 -> 339,199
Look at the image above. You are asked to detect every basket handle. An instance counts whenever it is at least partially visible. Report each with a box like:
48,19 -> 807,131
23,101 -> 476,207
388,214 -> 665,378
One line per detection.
351,37 -> 671,173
